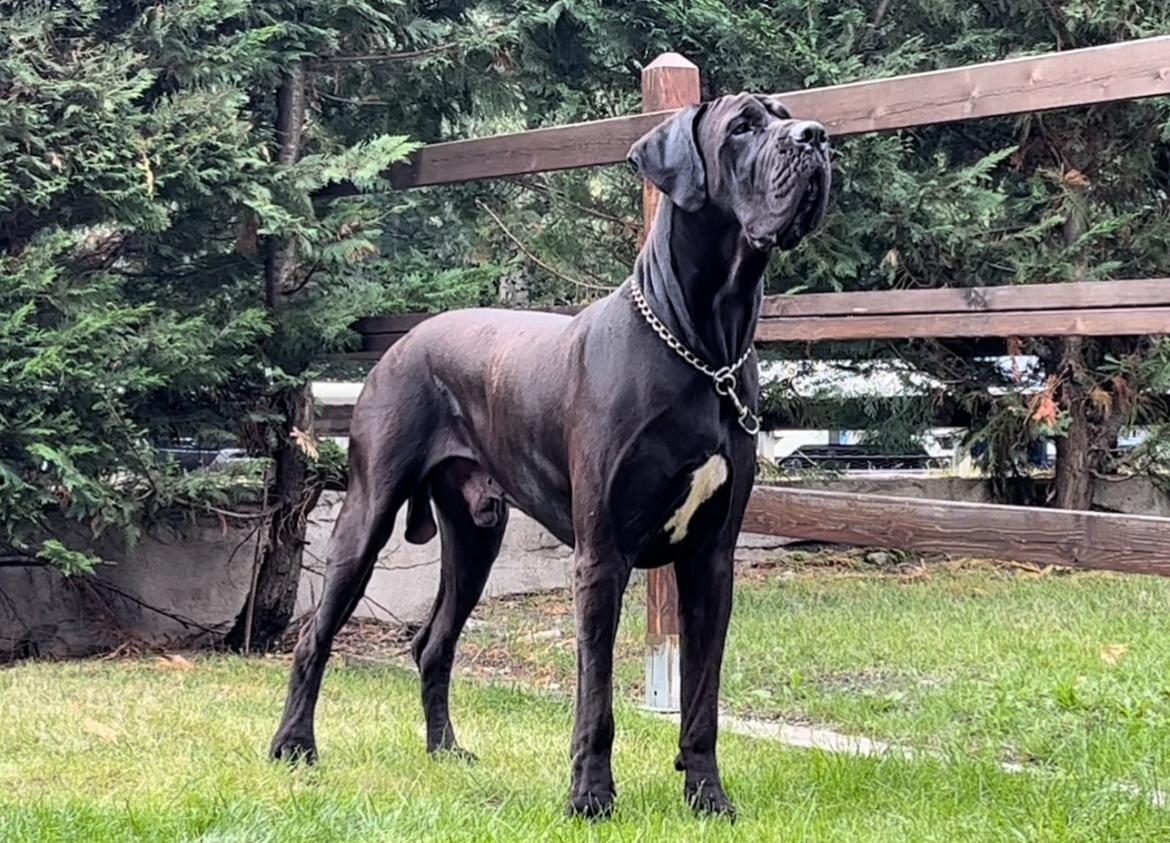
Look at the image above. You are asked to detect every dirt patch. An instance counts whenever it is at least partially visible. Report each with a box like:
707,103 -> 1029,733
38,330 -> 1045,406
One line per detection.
810,669 -> 947,698
276,615 -> 415,663
740,547 -> 1084,585
274,592 -> 579,686
458,591 -> 579,691
264,557 -> 1088,677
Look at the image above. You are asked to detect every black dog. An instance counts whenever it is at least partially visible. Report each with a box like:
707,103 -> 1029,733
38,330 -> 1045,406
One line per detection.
271,93 -> 831,819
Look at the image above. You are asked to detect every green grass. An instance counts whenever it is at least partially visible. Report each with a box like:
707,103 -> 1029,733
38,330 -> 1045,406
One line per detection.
466,565 -> 1170,793
5,565 -> 1170,840
721,567 -> 1170,781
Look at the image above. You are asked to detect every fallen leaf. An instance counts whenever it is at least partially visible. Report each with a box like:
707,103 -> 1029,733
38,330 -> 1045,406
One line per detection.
138,150 -> 155,198
83,718 -> 119,742
1100,643 -> 1129,666
1006,337 -> 1026,383
1111,374 -> 1132,408
1089,386 -> 1113,415
157,653 -> 195,671
1063,168 -> 1091,189
290,427 -> 319,460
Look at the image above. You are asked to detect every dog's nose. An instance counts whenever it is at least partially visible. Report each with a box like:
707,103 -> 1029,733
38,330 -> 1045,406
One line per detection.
790,120 -> 827,148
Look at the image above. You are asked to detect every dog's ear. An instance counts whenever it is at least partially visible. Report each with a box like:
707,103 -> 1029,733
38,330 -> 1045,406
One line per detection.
626,103 -> 707,213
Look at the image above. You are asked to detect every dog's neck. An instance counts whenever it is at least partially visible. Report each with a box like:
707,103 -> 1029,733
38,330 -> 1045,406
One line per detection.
635,200 -> 769,369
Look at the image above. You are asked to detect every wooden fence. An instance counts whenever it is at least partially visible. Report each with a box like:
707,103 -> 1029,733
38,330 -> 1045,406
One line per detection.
349,276 -> 1170,358
327,36 -> 1170,710
387,37 -> 1170,189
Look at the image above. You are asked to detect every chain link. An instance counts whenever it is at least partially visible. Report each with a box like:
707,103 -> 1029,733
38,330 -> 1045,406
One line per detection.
628,279 -> 761,436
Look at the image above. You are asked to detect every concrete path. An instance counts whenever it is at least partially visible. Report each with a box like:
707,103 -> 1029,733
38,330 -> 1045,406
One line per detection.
650,709 -> 1167,809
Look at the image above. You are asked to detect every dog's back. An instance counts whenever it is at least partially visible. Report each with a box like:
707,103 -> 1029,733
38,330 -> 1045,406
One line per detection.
350,305 -> 587,544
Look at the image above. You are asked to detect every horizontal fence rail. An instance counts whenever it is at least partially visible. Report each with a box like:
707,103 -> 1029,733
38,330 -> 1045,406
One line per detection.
317,392 -> 1170,436
347,278 -> 1170,359
761,278 -> 1170,317
391,36 -> 1170,188
743,487 -> 1170,575
757,306 -> 1170,342
306,467 -> 1170,573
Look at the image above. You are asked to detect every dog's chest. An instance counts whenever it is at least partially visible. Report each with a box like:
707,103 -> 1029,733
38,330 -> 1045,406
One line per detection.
606,432 -> 740,566
660,455 -> 729,544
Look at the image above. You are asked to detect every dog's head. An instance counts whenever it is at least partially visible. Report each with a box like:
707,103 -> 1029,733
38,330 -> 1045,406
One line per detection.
628,92 -> 831,252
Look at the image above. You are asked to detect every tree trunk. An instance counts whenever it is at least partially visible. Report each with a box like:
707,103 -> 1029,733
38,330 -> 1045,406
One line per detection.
1052,337 -> 1093,510
225,384 -> 321,652
1052,189 -> 1094,511
225,65 -> 314,653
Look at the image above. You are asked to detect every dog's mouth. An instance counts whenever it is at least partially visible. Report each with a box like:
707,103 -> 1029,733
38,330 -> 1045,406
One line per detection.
778,166 -> 827,249
749,161 -> 829,252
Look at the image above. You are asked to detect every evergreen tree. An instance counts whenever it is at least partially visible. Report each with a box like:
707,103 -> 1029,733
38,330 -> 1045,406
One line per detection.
0,0 -> 513,647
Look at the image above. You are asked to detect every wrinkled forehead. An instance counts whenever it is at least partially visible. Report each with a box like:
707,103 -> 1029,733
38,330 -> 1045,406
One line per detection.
697,93 -> 790,129
698,93 -> 795,140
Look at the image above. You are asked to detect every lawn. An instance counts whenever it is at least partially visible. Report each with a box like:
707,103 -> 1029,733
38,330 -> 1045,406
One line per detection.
4,561 -> 1170,841
465,559 -> 1170,788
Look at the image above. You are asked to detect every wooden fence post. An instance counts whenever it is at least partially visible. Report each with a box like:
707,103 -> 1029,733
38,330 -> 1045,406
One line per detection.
641,52 -> 701,713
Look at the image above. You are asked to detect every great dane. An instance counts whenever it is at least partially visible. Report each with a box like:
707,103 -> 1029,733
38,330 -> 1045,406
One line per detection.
271,92 -> 831,818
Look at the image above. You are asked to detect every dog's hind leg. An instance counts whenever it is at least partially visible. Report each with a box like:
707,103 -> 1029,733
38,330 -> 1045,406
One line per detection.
269,432 -> 415,764
411,458 -> 507,759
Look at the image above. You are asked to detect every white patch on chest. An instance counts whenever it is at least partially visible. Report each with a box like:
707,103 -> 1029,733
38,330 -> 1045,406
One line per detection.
663,455 -> 729,544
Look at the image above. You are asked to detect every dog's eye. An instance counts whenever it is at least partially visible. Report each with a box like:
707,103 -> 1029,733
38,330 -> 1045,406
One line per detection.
730,121 -> 753,136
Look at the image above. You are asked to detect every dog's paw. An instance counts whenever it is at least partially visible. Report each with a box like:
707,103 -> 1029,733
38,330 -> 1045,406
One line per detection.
686,780 -> 736,820
270,732 -> 317,765
565,788 -> 616,820
428,744 -> 478,764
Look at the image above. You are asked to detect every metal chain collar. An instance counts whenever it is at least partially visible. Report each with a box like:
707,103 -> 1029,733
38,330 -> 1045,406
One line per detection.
628,278 -> 761,436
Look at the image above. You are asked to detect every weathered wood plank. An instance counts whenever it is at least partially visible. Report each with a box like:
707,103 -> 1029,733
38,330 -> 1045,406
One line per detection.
787,34 -> 1170,138
743,487 -> 1170,575
345,336 -> 1012,362
353,297 -> 1170,355
762,278 -> 1170,318
316,391 -> 989,438
391,36 -> 1170,189
357,279 -> 1170,337
389,111 -> 666,189
354,305 -> 578,337
641,55 -> 700,671
756,306 -> 1170,342
351,313 -> 432,335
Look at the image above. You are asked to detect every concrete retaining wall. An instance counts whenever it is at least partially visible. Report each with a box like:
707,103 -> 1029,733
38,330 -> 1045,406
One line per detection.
0,519 -> 259,660
295,492 -> 575,625
0,496 -> 576,660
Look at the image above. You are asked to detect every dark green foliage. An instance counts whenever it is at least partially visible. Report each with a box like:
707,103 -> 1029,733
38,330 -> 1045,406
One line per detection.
0,0 -> 476,570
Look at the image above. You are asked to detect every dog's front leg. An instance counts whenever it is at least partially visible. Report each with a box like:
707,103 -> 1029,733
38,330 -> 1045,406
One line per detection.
675,541 -> 737,818
566,549 -> 631,819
